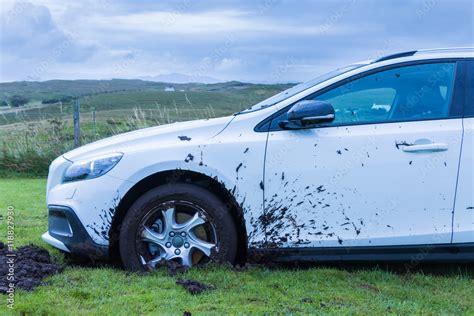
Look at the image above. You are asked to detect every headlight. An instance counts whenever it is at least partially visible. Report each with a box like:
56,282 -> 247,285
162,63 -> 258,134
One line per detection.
62,152 -> 123,183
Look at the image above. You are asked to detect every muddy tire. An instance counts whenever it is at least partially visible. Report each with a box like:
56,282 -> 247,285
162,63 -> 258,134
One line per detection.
119,183 -> 238,271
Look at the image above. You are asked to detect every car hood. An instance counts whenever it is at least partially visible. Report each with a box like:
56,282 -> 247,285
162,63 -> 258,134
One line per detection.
62,115 -> 234,162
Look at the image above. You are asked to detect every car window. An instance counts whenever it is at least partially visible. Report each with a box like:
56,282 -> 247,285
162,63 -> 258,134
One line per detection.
238,63 -> 367,114
313,62 -> 456,125
465,61 -> 474,117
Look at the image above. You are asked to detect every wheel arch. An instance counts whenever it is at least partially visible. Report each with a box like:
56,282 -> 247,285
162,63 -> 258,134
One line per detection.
109,169 -> 248,265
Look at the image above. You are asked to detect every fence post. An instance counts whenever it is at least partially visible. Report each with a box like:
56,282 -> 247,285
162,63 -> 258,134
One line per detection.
92,110 -> 96,137
73,100 -> 81,147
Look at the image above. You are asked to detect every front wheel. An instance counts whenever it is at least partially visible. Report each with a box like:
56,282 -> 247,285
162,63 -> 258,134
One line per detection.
119,183 -> 238,271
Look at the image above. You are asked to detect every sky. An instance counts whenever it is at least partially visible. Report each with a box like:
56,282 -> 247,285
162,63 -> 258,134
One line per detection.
0,0 -> 472,83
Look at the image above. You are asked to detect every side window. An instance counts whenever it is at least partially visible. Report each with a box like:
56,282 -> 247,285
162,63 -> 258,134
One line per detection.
314,62 -> 456,125
466,61 -> 474,117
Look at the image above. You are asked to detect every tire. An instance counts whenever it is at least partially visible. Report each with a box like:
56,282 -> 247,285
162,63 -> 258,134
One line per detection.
119,183 -> 238,271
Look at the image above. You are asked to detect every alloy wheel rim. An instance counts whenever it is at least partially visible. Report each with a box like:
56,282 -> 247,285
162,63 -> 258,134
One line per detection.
138,200 -> 217,268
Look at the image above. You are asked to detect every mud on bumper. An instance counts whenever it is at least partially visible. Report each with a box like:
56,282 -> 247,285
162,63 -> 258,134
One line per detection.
42,205 -> 109,260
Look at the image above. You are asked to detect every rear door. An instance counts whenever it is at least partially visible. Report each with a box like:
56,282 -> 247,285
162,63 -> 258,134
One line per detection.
452,60 -> 474,243
263,60 -> 464,248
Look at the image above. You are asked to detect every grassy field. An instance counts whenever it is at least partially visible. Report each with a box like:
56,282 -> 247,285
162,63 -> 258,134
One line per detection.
0,80 -> 292,176
0,178 -> 473,315
0,80 -> 291,125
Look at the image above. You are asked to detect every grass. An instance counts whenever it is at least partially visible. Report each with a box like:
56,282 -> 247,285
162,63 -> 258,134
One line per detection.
0,81 -> 290,125
0,178 -> 473,314
0,83 -> 290,176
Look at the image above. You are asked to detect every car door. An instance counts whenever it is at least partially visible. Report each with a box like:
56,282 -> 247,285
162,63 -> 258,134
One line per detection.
262,61 -> 463,248
452,60 -> 474,243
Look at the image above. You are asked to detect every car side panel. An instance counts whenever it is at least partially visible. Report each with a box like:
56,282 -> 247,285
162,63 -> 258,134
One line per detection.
107,115 -> 268,247
452,117 -> 474,243
263,119 -> 462,248
47,173 -> 134,245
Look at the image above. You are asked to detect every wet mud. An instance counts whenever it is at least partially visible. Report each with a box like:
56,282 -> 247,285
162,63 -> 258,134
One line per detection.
87,193 -> 120,242
176,278 -> 214,295
184,153 -> 195,163
154,260 -> 188,276
178,136 -> 192,141
151,260 -> 214,296
0,242 -> 63,293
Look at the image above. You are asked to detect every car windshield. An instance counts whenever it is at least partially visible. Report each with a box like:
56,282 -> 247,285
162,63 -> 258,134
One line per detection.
237,63 -> 368,114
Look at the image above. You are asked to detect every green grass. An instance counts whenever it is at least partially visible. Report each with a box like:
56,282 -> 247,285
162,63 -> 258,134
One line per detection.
0,178 -> 473,314
0,82 -> 291,176
0,81 -> 291,125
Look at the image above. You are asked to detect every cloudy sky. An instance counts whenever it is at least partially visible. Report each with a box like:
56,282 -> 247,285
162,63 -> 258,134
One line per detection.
0,0 -> 472,83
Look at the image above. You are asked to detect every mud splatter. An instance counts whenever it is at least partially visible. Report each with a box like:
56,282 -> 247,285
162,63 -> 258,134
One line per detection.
178,136 -> 192,141
243,147 -> 249,153
184,153 -> 194,163
236,163 -> 243,173
154,260 -> 188,276
0,243 -> 63,293
259,181 -> 264,190
395,141 -> 413,149
199,151 -> 204,166
87,194 -> 120,241
176,278 -> 214,295
336,150 -> 342,155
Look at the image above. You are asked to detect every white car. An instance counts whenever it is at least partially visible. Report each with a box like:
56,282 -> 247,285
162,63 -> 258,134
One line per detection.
43,48 -> 474,269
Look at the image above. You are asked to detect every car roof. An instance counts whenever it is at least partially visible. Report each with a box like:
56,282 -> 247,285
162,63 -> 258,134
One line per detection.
370,47 -> 474,64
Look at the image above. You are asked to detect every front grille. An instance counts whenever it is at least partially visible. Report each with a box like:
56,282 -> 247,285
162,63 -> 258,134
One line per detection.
48,209 -> 73,237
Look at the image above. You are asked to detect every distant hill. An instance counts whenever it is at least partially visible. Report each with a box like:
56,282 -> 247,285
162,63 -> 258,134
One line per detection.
0,79 -> 294,103
0,79 -> 296,125
138,73 -> 221,84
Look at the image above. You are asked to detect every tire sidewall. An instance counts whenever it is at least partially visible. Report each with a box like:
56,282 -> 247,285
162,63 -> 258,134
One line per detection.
119,183 -> 238,271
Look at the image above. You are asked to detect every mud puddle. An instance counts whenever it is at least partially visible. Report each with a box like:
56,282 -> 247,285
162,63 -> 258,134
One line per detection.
176,278 -> 214,295
0,242 -> 63,293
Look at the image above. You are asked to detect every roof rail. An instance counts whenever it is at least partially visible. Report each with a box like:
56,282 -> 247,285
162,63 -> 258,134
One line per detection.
416,47 -> 474,54
372,50 -> 417,63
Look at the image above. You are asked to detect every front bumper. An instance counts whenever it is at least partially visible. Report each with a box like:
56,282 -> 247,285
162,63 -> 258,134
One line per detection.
42,205 -> 109,260
44,155 -> 134,258
42,232 -> 69,252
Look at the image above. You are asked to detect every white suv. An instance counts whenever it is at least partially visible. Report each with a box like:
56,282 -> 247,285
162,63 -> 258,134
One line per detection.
43,48 -> 474,269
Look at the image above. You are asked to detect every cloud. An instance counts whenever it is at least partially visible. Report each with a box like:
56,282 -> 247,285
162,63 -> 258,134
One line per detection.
0,2 -> 97,80
0,0 -> 472,82
84,9 -> 350,36
216,58 -> 242,71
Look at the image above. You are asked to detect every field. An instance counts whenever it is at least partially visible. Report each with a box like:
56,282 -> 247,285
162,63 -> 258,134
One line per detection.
0,80 -> 290,125
1,80 -> 474,314
0,80 -> 291,176
0,178 -> 473,315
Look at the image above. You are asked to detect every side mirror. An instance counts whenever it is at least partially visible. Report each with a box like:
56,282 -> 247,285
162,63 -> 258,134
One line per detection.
279,100 -> 335,130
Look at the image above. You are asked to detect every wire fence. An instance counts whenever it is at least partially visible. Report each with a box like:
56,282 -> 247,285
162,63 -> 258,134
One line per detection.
0,103 -> 238,175
0,104 -> 228,126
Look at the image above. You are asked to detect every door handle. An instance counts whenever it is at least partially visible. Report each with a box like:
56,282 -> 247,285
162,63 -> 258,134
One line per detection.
402,143 -> 448,153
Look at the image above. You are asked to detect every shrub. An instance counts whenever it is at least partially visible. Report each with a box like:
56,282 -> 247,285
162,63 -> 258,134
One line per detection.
0,119 -> 72,176
10,95 -> 29,107
42,98 -> 60,104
